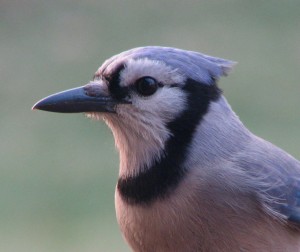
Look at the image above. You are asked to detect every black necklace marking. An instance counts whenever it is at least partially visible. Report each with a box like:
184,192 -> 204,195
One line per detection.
117,78 -> 221,205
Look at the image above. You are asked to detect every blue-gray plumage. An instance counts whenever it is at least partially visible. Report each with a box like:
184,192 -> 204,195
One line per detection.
99,46 -> 235,85
235,138 -> 300,224
33,46 -> 300,251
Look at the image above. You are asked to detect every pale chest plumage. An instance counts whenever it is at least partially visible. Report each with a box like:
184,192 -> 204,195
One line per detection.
115,166 -> 300,252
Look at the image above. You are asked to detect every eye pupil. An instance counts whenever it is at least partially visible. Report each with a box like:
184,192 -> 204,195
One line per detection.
135,77 -> 158,96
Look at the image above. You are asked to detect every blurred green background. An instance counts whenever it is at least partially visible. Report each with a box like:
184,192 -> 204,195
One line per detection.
1,0 -> 300,251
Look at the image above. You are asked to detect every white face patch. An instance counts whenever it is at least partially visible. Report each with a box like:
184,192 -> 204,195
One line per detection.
87,84 -> 187,177
119,58 -> 186,87
103,86 -> 187,177
87,57 -> 189,177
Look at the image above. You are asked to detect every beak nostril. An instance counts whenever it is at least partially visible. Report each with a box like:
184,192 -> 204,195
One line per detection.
84,83 -> 106,97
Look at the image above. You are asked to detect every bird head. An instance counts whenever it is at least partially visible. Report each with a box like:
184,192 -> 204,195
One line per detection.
33,46 -> 236,178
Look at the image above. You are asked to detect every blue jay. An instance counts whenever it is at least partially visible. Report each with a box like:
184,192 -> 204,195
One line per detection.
33,46 -> 300,251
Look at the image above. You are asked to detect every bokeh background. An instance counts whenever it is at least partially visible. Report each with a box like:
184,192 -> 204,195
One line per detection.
1,0 -> 300,251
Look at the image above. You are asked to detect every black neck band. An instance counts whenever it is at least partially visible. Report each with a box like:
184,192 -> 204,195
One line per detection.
117,79 -> 221,205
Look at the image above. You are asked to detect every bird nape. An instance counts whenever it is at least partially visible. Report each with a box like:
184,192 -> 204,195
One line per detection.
33,46 -> 300,252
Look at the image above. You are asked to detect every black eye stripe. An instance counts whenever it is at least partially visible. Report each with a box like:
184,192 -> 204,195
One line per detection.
102,62 -> 179,100
105,64 -> 130,100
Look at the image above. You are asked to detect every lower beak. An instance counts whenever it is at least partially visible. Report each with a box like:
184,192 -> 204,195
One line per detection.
32,84 -> 128,113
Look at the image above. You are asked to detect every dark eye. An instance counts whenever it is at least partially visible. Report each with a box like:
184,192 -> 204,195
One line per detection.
135,77 -> 159,96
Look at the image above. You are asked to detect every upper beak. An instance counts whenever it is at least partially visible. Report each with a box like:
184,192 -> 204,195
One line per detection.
32,83 -> 129,113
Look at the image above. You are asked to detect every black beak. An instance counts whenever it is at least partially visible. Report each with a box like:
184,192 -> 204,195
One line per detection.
32,84 -> 130,113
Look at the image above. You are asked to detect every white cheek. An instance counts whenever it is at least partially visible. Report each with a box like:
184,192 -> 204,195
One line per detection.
132,87 -> 187,123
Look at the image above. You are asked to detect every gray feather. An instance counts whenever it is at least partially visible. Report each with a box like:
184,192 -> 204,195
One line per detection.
233,136 -> 300,225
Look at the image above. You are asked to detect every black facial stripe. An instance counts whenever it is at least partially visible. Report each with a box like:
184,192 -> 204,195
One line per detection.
104,63 -> 129,100
117,78 -> 222,205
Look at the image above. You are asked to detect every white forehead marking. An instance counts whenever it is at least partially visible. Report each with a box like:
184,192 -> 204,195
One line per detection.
119,58 -> 186,87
